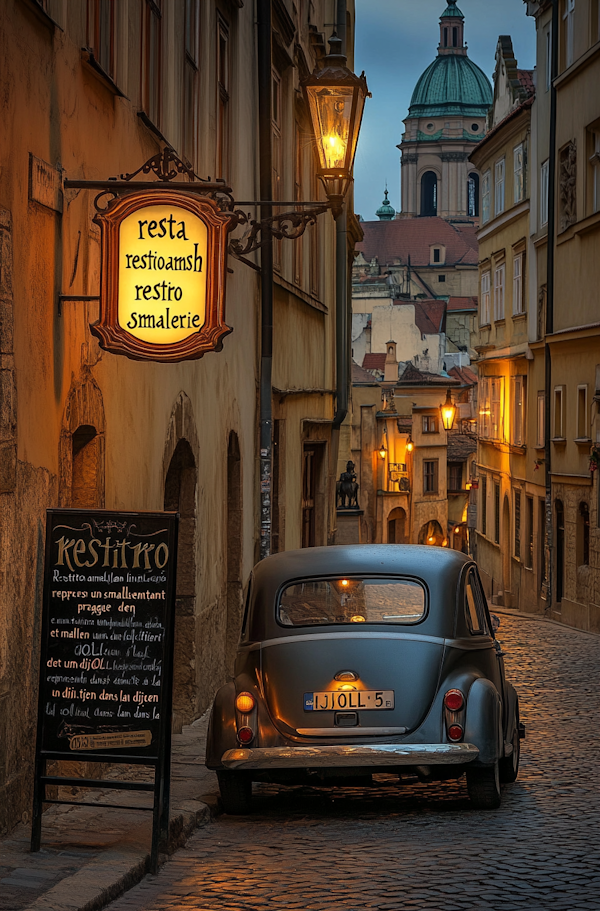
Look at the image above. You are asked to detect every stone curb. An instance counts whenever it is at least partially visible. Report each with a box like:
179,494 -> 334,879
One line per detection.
23,798 -> 216,911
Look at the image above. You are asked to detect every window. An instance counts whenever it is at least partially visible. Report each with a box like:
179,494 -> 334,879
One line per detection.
438,275 -> 446,282
430,246 -> 445,265
589,129 -> 600,215
511,376 -> 526,446
142,0 -> 162,127
494,263 -> 505,321
577,502 -> 590,566
423,460 -> 438,494
513,253 -> 524,315
183,0 -> 200,164
422,416 -> 438,434
514,489 -> 521,558
541,160 -> 549,226
480,270 -> 491,325
514,144 -> 524,203
468,172 -> 479,217
421,171 -> 438,216
546,27 -> 552,91
537,392 -> 545,447
495,158 -> 505,216
491,377 -> 504,441
481,475 -> 487,536
553,385 -> 565,439
87,0 -> 116,80
482,170 -> 491,223
448,463 -> 463,491
433,248 -> 440,263
464,569 -> 488,635
216,16 -> 230,179
577,385 -> 589,439
563,0 -> 575,69
494,483 -> 500,544
525,495 -> 534,568
278,578 -> 426,628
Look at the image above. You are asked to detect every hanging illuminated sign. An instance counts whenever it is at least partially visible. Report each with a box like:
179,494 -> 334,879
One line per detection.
92,191 -> 234,362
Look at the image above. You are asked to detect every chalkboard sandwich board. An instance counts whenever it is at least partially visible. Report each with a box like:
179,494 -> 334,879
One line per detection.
32,509 -> 179,871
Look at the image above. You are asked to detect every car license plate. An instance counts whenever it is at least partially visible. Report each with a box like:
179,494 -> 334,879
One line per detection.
304,690 -> 394,711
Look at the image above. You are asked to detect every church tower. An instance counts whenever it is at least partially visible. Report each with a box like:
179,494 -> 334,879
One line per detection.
398,0 -> 492,221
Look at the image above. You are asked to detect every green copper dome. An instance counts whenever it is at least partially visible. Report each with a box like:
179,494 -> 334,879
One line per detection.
376,188 -> 395,220
441,0 -> 464,18
407,54 -> 492,119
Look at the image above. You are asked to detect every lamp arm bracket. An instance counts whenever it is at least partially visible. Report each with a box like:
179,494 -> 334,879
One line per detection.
228,204 -> 331,257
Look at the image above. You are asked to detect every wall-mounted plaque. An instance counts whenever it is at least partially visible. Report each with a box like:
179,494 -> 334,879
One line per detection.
92,191 -> 234,362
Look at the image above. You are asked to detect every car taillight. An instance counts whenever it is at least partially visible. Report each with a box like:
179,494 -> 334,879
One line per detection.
237,726 -> 254,745
447,724 -> 464,742
444,689 -> 464,712
235,692 -> 256,713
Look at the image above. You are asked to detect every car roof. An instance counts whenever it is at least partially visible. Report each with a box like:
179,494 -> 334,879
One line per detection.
245,545 -> 474,642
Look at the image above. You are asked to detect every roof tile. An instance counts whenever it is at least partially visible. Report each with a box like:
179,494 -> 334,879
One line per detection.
356,217 -> 479,268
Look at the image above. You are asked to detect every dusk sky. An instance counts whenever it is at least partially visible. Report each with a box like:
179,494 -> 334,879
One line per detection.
353,0 -> 537,221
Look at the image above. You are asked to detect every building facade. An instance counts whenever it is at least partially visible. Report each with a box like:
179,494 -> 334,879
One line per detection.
0,0 -> 357,833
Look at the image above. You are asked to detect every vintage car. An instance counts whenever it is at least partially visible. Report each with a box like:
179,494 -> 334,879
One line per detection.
206,545 -> 524,813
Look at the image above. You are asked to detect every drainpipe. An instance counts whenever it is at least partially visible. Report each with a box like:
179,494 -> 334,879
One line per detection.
332,0 -> 349,432
543,0 -> 559,609
258,0 -> 273,560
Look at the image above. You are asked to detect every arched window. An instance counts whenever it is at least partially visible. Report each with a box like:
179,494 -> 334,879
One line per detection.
443,27 -> 448,47
468,173 -> 480,217
420,171 -> 438,216
452,26 -> 458,47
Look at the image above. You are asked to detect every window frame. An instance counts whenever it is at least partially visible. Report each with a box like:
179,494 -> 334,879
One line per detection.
481,475 -> 488,536
576,384 -> 589,440
514,488 -> 521,559
537,391 -> 545,448
480,269 -> 491,325
513,252 -> 524,315
494,263 -> 505,321
141,0 -> 162,129
494,157 -> 506,216
541,159 -> 550,226
563,0 -> 576,69
423,459 -> 439,495
553,385 -> 566,440
514,143 -> 525,204
87,0 -> 116,81
422,415 -> 438,434
482,170 -> 491,224
511,375 -> 526,446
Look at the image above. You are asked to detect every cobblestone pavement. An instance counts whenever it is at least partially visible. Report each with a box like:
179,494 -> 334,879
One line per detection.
106,613 -> 600,911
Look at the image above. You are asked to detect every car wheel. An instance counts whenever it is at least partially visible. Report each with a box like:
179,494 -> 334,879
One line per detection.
466,762 -> 501,810
217,770 -> 253,814
499,718 -> 520,784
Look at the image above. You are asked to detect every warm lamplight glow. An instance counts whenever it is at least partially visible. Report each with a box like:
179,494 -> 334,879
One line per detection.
406,436 -> 414,453
235,692 -> 256,714
351,615 -> 366,623
428,536 -> 435,544
340,579 -> 349,587
440,389 -> 457,431
378,446 -> 387,460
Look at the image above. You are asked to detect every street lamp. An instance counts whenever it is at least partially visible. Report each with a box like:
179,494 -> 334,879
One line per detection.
406,435 -> 414,453
303,34 -> 369,217
440,389 -> 457,431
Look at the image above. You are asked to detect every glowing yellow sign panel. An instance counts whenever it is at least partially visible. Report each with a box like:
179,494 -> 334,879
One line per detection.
118,204 -> 207,344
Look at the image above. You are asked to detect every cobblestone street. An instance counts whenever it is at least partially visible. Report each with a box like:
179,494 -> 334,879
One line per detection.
105,612 -> 600,911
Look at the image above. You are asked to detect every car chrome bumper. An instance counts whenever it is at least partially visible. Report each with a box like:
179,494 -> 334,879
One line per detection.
221,742 -> 479,770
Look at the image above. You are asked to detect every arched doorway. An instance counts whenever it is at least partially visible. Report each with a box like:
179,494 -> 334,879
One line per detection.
418,519 -> 444,546
502,494 -> 511,605
226,431 -> 242,672
420,171 -> 438,216
164,439 -> 197,730
387,507 -> 407,544
555,499 -> 564,604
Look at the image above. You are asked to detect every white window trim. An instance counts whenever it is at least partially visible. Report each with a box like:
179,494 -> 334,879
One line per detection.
495,158 -> 505,216
514,144 -> 524,204
563,0 -> 575,69
481,270 -> 491,325
513,253 -> 524,315
494,263 -> 505,321
482,170 -> 491,224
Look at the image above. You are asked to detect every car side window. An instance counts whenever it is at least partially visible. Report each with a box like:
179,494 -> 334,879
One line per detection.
465,569 -> 489,635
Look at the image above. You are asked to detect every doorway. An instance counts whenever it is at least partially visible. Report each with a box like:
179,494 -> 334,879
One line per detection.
555,499 -> 564,604
387,507 -> 407,544
302,442 -> 325,547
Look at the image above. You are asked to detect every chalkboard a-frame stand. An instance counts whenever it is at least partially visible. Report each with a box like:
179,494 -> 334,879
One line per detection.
31,509 -> 179,873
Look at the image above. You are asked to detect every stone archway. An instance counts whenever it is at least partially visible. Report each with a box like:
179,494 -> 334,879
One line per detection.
163,393 -> 200,732
418,519 -> 444,546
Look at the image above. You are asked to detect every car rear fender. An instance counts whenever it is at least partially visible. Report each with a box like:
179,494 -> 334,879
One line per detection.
463,677 -> 503,766
206,681 -> 237,769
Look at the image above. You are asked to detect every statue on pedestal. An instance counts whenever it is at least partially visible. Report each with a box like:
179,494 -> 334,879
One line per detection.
336,460 -> 359,509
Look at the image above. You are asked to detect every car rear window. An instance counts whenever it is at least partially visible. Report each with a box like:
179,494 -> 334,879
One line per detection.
278,577 -> 426,627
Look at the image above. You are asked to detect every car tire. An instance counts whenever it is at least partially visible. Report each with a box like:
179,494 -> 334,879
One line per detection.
466,762 -> 501,810
217,770 -> 253,814
499,716 -> 520,784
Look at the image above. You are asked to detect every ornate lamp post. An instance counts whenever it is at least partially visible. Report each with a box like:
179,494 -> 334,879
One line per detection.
303,35 -> 369,218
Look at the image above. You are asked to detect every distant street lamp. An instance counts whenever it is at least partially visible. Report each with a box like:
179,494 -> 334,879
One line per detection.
406,435 -> 414,453
440,389 -> 457,431
303,34 -> 369,217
